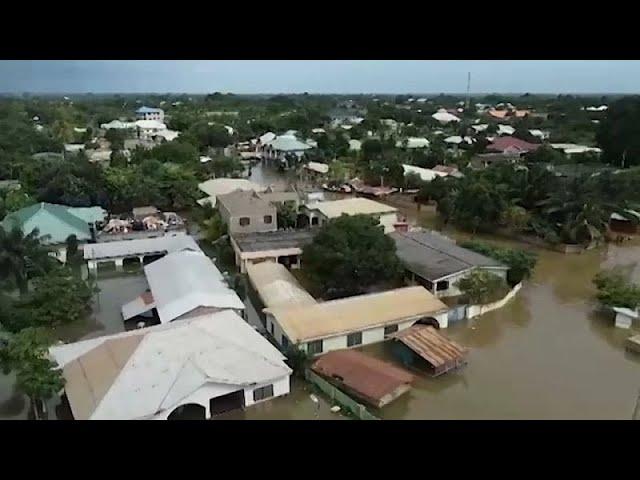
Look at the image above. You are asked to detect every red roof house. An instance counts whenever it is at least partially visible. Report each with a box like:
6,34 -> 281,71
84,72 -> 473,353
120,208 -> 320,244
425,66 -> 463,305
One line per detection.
486,137 -> 541,154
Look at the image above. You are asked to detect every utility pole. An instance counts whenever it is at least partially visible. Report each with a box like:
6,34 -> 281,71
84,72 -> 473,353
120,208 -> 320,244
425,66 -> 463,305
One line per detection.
466,71 -> 471,110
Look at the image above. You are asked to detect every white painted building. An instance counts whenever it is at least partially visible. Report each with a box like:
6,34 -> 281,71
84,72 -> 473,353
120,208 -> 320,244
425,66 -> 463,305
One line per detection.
49,310 -> 291,420
613,307 -> 638,329
396,137 -> 430,149
121,249 -> 244,323
300,197 -> 399,233
264,286 -> 449,354
135,120 -> 168,138
432,109 -> 460,124
135,106 -> 165,122
402,164 -> 448,182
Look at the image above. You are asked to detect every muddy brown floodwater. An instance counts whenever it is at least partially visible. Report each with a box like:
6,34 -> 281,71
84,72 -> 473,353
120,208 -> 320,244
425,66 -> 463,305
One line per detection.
2,164 -> 639,420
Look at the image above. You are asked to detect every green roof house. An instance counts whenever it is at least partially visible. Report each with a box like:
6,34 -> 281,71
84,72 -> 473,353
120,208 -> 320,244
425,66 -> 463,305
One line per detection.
2,203 -> 107,263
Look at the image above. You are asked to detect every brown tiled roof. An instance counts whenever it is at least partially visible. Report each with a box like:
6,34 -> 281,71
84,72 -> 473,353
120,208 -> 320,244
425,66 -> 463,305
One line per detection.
486,137 -> 541,154
312,349 -> 413,407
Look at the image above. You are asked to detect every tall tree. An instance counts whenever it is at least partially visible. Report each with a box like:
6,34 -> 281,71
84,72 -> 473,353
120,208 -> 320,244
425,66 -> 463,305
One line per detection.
0,226 -> 52,296
0,327 -> 64,420
302,215 -> 403,299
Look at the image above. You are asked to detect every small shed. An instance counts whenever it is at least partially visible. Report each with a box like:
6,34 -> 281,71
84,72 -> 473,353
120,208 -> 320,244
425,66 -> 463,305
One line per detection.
311,350 -> 414,408
390,325 -> 468,376
613,307 -> 639,329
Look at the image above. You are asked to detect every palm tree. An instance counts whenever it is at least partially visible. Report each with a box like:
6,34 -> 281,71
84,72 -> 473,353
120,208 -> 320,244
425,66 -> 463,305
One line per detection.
0,226 -> 52,296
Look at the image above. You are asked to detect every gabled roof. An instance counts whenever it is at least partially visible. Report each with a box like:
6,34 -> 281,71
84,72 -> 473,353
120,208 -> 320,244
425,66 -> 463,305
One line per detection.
2,203 -> 106,244
265,135 -> 312,152
304,197 -> 397,219
311,349 -> 413,407
486,136 -> 540,154
266,286 -> 447,343
197,178 -> 265,207
247,262 -> 317,309
217,190 -> 275,217
136,106 -> 163,113
135,120 -> 166,130
50,310 -> 290,420
390,229 -> 507,281
403,164 -> 448,182
431,110 -> 460,123
143,250 -> 244,323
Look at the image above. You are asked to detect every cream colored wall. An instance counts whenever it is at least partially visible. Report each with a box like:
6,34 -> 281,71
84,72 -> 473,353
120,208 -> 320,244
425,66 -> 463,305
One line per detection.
379,212 -> 399,233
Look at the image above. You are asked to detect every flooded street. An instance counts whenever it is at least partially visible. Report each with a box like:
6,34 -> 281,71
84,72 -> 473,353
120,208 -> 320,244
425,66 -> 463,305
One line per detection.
2,163 -> 639,420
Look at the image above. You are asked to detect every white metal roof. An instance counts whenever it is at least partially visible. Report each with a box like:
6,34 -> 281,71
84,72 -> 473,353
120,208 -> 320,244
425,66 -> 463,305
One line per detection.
135,120 -> 166,130
143,250 -> 244,323
84,233 -> 200,260
403,164 -> 448,182
305,161 -> 329,174
397,137 -> 430,149
305,197 -> 397,219
259,132 -> 276,144
550,143 -> 602,154
266,135 -> 312,152
50,310 -> 290,420
431,110 -> 460,123
497,124 -> 515,135
349,139 -> 362,151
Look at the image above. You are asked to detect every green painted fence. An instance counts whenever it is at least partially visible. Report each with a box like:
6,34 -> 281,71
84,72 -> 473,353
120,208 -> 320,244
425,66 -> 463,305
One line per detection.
305,369 -> 380,421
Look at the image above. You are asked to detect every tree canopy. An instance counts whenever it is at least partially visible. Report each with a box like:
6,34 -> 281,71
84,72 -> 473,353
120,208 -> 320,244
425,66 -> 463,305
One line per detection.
302,214 -> 403,299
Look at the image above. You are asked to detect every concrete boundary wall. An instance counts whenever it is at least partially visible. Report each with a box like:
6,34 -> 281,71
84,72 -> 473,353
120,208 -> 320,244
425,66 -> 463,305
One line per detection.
467,282 -> 522,319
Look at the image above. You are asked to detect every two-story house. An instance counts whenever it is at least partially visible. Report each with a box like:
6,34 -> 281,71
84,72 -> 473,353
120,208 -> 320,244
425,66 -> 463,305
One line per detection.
135,106 -> 165,122
217,190 -> 278,234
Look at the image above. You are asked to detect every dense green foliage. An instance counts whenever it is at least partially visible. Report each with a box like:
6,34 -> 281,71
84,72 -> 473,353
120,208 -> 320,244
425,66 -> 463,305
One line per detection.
0,327 -> 64,419
593,268 -> 640,309
302,215 -> 403,299
460,241 -> 537,285
456,270 -> 508,304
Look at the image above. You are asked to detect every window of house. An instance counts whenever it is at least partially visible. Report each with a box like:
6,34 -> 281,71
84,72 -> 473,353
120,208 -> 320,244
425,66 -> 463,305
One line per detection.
347,332 -> 362,347
384,324 -> 399,336
264,215 -> 273,224
282,335 -> 289,349
270,322 -> 274,335
253,384 -> 274,402
311,217 -> 319,226
239,217 -> 250,226
436,280 -> 449,291
307,339 -> 323,355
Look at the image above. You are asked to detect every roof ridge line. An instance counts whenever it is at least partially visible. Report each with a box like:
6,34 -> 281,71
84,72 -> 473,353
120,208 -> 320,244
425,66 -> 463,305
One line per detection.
400,231 -> 474,268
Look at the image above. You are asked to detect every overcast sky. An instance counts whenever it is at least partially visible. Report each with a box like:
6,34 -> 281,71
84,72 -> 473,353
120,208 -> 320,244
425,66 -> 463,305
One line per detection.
1,60 -> 638,94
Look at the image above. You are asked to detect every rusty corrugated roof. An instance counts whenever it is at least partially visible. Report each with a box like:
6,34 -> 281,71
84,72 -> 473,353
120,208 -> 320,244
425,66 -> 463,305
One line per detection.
391,325 -> 467,369
311,349 -> 413,407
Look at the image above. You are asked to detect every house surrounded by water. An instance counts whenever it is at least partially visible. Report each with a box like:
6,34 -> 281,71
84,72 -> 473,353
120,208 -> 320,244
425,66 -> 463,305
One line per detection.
49,310 -> 291,420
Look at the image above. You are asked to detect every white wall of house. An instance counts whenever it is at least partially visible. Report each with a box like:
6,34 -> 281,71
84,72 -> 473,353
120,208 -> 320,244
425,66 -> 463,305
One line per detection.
428,267 -> 509,298
267,314 -> 449,356
230,237 -> 303,273
379,212 -> 400,233
152,375 -> 290,420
